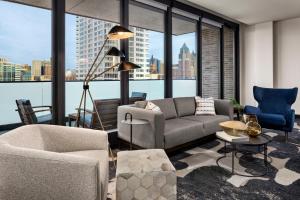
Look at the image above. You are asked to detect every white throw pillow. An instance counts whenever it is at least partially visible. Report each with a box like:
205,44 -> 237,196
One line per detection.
145,101 -> 161,112
195,96 -> 216,115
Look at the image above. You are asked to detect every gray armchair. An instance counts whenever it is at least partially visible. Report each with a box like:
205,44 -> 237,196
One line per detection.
0,124 -> 109,200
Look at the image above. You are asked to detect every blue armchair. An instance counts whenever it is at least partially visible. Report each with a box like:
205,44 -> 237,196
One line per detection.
244,86 -> 298,141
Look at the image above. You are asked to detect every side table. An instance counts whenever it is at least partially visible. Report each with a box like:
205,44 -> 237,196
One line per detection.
121,113 -> 149,150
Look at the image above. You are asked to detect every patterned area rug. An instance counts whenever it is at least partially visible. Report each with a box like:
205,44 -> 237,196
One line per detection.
108,122 -> 300,200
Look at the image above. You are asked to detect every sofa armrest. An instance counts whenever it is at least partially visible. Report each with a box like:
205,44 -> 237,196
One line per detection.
0,143 -> 99,200
214,99 -> 234,119
38,125 -> 108,152
118,105 -> 165,148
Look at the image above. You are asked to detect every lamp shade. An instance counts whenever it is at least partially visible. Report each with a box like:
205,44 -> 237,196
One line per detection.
107,47 -> 125,57
107,25 -> 134,40
118,61 -> 141,71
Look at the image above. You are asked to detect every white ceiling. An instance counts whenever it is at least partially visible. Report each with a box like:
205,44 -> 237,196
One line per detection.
186,0 -> 300,25
6,0 -> 196,35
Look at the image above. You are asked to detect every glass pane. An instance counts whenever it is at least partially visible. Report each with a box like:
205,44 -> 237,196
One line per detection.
172,14 -> 197,97
224,27 -> 235,100
202,23 -> 221,99
129,3 -> 165,100
0,1 -> 51,125
65,13 -> 121,116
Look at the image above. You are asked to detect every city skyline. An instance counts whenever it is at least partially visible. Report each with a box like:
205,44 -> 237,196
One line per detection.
0,0 -> 196,82
0,1 -> 195,68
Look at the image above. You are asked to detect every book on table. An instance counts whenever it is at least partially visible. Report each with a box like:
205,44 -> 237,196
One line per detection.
216,131 -> 249,142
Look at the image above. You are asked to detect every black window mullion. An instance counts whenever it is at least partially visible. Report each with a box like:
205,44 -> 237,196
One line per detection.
120,0 -> 129,105
220,26 -> 224,99
196,17 -> 202,97
52,0 -> 65,125
234,26 -> 240,102
164,6 -> 172,98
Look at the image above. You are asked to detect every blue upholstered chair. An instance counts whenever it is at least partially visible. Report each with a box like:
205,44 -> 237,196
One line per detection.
244,86 -> 298,141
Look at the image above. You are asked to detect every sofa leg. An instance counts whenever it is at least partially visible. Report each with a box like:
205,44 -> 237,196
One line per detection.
285,131 -> 288,142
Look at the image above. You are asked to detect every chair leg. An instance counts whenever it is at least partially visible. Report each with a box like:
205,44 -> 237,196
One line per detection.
285,131 -> 288,142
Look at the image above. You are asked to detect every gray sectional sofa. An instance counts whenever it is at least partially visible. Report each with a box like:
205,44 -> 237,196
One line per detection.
118,97 -> 233,149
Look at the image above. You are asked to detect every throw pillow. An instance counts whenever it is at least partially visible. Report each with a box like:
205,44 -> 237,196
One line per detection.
195,96 -> 216,115
145,101 -> 161,112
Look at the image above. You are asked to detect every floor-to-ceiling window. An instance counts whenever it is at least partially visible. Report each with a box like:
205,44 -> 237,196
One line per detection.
128,2 -> 165,100
0,0 -> 51,125
65,0 -> 120,116
172,13 -> 197,97
223,26 -> 235,100
0,0 -> 240,128
202,22 -> 221,99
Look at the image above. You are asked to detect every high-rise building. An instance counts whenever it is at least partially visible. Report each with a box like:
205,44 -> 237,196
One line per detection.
128,27 -> 150,80
0,57 -> 23,81
75,17 -> 150,80
32,59 -> 51,81
148,55 -> 164,79
21,64 -> 31,81
173,43 -> 196,80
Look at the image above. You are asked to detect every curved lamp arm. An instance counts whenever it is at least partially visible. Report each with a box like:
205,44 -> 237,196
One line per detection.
87,63 -> 120,83
83,37 -> 109,83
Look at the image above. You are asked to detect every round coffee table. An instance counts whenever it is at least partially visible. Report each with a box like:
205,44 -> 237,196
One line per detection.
216,133 -> 272,177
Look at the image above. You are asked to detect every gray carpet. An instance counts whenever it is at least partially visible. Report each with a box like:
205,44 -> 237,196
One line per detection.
108,122 -> 300,200
171,124 -> 300,200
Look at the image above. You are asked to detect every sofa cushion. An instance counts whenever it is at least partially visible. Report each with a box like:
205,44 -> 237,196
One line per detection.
258,113 -> 286,126
173,97 -> 196,117
164,118 -> 204,148
145,101 -> 161,112
182,115 -> 230,134
151,98 -> 177,119
64,150 -> 109,200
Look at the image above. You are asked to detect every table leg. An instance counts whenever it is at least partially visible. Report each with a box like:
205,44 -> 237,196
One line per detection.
130,124 -> 133,150
264,144 -> 268,165
68,117 -> 71,127
232,144 -> 235,174
224,141 -> 227,156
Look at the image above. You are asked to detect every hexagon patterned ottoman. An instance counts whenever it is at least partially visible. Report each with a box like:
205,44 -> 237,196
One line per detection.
116,149 -> 176,200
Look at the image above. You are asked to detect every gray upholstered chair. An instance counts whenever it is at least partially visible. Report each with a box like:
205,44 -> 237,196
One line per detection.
0,124 -> 109,200
79,97 -> 148,130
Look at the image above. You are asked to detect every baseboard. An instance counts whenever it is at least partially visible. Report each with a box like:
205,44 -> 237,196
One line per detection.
296,114 -> 300,119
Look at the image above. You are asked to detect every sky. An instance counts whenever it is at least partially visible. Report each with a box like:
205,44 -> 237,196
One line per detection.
0,0 -> 196,69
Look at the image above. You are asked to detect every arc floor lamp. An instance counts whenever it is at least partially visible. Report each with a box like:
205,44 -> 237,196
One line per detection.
75,25 -> 140,130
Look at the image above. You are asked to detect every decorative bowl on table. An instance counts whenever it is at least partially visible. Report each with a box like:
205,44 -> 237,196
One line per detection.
219,121 -> 247,136
245,121 -> 262,137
